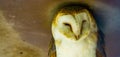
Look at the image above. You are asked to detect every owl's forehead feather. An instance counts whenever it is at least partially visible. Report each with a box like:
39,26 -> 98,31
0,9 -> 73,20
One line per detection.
58,9 -> 88,15
53,9 -> 89,22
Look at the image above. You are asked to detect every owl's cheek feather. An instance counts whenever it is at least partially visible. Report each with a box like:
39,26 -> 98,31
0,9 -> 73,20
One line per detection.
58,27 -> 76,40
55,40 -> 62,47
52,22 -> 58,29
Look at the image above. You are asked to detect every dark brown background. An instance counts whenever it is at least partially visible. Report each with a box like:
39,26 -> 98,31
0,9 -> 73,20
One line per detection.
0,0 -> 120,57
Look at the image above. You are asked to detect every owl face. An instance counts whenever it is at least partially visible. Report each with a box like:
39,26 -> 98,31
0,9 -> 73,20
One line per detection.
52,9 -> 97,41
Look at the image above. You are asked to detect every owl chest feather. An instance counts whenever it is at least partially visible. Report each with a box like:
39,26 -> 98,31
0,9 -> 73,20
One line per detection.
55,38 -> 97,57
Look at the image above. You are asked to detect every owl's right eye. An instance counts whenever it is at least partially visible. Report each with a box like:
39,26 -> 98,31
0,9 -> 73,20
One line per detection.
81,20 -> 89,35
81,20 -> 86,33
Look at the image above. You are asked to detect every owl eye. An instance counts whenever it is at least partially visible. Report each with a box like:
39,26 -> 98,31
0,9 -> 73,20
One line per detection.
81,20 -> 87,34
63,23 -> 73,32
63,23 -> 70,26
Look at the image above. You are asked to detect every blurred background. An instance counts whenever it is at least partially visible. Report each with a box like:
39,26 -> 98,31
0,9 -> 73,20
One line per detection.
0,0 -> 120,57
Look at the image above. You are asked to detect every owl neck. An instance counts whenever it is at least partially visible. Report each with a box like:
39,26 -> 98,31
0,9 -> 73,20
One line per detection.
55,37 -> 97,57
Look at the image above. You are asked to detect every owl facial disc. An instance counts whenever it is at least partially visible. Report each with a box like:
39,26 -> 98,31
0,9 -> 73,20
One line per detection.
52,9 -> 97,41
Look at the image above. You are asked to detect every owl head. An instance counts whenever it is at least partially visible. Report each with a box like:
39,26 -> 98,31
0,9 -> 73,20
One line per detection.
51,4 -> 98,41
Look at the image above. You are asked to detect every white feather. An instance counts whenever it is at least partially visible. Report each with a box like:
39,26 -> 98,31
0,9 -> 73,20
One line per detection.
52,12 -> 97,57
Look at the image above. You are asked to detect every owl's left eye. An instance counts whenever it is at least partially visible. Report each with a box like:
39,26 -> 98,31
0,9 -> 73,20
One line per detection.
63,23 -> 73,32
63,23 -> 70,26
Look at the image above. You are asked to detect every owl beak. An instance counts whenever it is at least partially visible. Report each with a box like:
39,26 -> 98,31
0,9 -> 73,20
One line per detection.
72,24 -> 81,40
75,35 -> 80,40
74,28 -> 81,40
74,22 -> 82,40
73,28 -> 80,40
74,20 -> 83,40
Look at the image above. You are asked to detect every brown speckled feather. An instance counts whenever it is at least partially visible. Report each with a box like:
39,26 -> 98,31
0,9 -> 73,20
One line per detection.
48,38 -> 56,57
96,49 -> 104,57
96,30 -> 106,57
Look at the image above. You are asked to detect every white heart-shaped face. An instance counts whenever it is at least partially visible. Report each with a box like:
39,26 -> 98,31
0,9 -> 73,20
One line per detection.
52,9 -> 98,41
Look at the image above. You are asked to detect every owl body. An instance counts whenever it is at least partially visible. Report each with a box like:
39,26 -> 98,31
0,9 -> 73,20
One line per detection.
49,4 -> 105,57
55,36 -> 97,57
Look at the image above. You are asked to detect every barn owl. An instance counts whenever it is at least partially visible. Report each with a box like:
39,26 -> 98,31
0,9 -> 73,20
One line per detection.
49,4 -> 106,57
